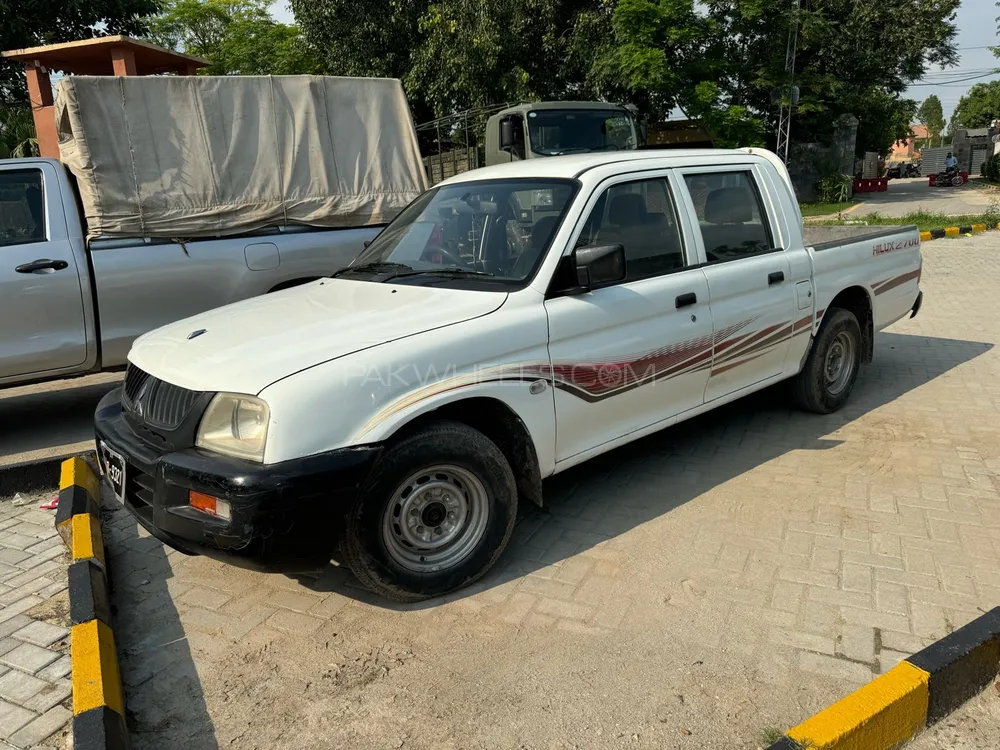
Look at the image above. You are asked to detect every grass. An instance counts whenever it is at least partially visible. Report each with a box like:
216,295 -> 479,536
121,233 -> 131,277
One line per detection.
758,726 -> 786,746
798,201 -> 859,217
813,209 -> 1000,233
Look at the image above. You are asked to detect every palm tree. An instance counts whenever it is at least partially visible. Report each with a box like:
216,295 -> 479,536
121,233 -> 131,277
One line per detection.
0,106 -> 39,159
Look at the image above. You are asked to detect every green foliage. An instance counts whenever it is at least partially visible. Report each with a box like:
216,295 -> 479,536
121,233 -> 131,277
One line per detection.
702,0 -> 959,155
982,154 -> 1000,182
916,95 -> 945,146
817,173 -> 853,205
0,105 -> 38,158
0,0 -> 159,103
148,0 -> 320,75
951,81 -> 1000,130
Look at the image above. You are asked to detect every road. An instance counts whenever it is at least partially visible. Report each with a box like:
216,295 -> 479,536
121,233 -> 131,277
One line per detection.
853,177 -> 998,218
87,233 -> 1000,748
0,373 -> 121,477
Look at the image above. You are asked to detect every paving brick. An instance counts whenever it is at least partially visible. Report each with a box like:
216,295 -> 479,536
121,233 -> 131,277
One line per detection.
0,643 -> 59,674
500,592 -> 537,626
11,621 -> 68,648
875,582 -> 909,616
0,667 -> 47,702
841,563 -> 873,593
836,625 -> 876,664
177,586 -> 234,611
0,697 -> 35,739
266,609 -> 323,635
779,567 -> 837,588
7,705 -> 71,747
22,679 -> 70,713
533,597 -> 594,622
519,576 -> 577,601
768,628 -> 835,655
875,567 -> 941,590
840,606 -> 912,633
879,629 -> 925,655
770,580 -> 804,613
0,616 -> 32,641
806,585 -> 871,609
798,651 -> 872,683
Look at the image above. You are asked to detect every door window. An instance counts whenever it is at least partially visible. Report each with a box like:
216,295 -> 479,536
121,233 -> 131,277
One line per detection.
682,171 -> 773,261
576,177 -> 687,281
0,170 -> 45,247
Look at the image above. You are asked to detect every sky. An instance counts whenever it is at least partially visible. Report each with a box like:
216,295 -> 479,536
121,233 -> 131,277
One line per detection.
904,0 -> 999,122
268,0 -> 998,123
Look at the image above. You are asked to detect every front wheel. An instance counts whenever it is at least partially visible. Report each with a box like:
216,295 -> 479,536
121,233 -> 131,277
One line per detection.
341,421 -> 518,602
792,308 -> 863,414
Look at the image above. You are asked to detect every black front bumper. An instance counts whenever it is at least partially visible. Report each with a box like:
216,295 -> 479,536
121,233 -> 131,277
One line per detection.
94,388 -> 382,572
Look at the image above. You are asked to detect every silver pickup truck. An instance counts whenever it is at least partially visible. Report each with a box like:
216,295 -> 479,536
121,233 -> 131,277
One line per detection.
0,158 -> 379,387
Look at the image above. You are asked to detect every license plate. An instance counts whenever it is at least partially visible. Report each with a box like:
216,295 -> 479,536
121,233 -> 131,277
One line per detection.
100,441 -> 126,505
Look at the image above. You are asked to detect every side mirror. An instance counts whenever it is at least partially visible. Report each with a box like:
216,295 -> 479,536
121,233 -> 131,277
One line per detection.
575,243 -> 626,288
500,118 -> 516,150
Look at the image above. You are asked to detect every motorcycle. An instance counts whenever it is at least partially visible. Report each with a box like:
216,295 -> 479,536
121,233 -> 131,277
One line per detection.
933,168 -> 965,187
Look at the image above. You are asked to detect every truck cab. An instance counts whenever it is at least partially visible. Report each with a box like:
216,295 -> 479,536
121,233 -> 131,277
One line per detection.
485,101 -> 640,166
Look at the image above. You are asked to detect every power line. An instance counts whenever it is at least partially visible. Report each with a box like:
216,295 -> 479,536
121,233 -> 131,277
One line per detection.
909,71 -> 999,86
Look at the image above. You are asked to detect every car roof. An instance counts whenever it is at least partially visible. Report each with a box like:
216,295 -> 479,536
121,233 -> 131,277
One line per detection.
438,149 -> 752,185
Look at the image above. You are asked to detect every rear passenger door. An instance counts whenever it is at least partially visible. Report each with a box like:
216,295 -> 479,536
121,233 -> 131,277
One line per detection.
674,168 -> 799,402
544,174 -> 713,463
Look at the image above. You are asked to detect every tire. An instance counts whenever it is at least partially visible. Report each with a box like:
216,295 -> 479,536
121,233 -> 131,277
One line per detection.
341,420 -> 518,602
792,308 -> 863,414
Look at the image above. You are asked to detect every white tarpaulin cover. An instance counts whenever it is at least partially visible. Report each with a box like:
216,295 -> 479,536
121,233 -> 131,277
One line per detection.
55,75 -> 428,239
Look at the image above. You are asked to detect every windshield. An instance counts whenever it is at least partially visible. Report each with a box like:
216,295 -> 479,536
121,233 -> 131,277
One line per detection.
342,179 -> 578,288
527,109 -> 637,156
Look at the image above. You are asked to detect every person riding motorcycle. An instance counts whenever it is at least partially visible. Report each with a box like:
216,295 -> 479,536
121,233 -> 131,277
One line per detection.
945,152 -> 958,174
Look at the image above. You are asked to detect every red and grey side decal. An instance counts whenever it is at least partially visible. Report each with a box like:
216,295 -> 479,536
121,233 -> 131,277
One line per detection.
872,269 -> 921,296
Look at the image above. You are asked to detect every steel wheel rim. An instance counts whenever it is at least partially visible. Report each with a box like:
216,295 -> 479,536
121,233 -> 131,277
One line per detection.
824,331 -> 856,395
381,464 -> 490,573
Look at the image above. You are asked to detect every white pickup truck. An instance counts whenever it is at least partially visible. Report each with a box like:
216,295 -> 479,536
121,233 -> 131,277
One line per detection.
94,149 -> 922,601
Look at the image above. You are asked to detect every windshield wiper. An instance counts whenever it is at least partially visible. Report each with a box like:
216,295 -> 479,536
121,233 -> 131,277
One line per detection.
386,267 -> 492,279
331,261 -> 413,278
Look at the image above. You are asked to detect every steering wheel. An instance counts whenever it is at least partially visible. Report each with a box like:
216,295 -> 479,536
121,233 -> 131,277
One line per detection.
420,247 -> 471,268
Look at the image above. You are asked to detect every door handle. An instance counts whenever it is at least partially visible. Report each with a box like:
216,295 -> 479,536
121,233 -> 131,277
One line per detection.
675,292 -> 697,308
768,271 -> 785,285
15,258 -> 69,273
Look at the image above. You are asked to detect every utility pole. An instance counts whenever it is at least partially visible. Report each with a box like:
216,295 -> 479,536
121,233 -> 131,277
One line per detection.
775,0 -> 801,163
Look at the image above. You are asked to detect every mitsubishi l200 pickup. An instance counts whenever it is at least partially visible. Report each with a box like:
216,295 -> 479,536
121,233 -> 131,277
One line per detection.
94,149 -> 922,601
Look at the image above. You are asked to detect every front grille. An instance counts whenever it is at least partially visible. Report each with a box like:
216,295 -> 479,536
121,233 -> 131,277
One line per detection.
123,364 -> 200,430
122,364 -> 151,407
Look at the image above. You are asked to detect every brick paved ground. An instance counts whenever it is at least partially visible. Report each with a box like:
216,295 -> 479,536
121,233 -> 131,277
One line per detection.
104,234 -> 1000,749
0,492 -> 72,749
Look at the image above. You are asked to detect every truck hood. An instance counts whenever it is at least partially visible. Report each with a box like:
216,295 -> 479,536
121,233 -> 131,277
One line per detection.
128,279 -> 507,394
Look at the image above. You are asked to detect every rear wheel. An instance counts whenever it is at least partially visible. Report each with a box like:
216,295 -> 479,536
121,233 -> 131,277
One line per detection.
342,421 -> 518,602
792,308 -> 863,414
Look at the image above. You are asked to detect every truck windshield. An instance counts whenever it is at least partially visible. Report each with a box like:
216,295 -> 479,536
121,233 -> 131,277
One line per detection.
527,109 -> 636,156
340,179 -> 578,289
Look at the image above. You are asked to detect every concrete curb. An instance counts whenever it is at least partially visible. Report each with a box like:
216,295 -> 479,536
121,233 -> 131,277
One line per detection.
766,606 -> 1000,750
56,457 -> 129,750
920,222 -> 998,242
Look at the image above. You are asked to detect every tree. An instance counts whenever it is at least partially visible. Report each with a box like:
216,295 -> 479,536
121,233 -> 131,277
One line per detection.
149,0 -> 320,76
0,0 -> 160,103
0,105 -> 38,158
951,81 -> 1000,130
703,0 -> 960,155
916,94 -> 945,147
294,0 -> 606,122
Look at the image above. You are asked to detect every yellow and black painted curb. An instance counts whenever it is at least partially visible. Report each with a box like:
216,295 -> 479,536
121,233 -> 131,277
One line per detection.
766,606 -> 1000,750
920,222 -> 997,242
55,457 -> 129,750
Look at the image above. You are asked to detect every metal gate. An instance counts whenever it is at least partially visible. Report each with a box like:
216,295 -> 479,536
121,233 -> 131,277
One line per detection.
971,145 -> 990,175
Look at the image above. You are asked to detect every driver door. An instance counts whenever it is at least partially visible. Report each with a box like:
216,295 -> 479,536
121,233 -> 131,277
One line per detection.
544,173 -> 713,464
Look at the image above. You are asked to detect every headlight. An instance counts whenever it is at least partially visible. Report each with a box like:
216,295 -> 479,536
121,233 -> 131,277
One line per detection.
195,393 -> 269,462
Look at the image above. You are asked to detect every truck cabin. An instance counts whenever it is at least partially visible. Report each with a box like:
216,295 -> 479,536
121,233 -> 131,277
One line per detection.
486,102 -> 640,166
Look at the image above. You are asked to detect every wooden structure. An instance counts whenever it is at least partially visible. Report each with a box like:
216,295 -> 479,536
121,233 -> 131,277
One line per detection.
2,36 -> 208,159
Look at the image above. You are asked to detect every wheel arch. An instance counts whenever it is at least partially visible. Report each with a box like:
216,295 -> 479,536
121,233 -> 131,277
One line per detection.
387,396 -> 545,508
827,285 -> 874,363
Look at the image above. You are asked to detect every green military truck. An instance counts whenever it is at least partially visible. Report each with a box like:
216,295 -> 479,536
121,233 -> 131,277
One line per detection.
420,101 -> 643,184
